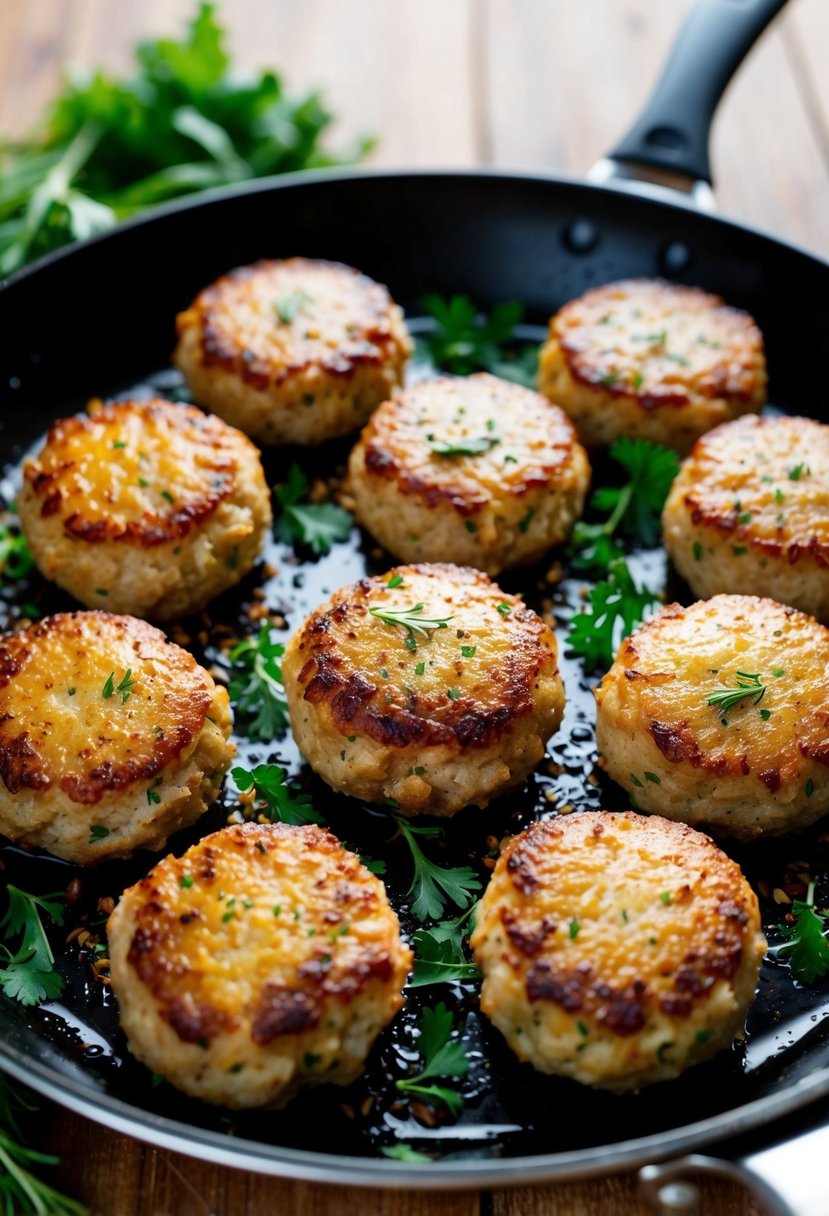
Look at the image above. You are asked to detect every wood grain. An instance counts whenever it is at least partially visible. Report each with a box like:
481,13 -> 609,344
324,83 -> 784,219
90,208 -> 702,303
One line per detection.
3,0 -> 828,1212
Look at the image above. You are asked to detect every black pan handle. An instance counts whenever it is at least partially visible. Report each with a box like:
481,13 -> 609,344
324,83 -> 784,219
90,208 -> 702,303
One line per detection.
608,0 -> 789,186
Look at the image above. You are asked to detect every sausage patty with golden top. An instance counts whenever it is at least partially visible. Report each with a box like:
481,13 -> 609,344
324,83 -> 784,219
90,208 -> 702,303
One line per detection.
471,811 -> 765,1091
174,258 -> 412,445
282,563 -> 565,816
538,279 -> 766,452
347,373 -> 590,574
595,595 -> 829,839
0,612 -> 233,864
663,414 -> 829,621
18,398 -> 271,621
108,822 -> 412,1108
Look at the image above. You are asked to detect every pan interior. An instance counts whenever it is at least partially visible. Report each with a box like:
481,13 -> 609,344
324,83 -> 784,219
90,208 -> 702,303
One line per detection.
0,327 -> 827,1171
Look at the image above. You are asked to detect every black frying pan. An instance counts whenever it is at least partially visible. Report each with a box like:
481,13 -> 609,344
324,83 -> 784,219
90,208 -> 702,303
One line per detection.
1,1 -> 828,1212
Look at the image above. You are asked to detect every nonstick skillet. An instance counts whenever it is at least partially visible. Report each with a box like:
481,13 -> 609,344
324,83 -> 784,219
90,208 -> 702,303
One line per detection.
1,0 -> 829,1212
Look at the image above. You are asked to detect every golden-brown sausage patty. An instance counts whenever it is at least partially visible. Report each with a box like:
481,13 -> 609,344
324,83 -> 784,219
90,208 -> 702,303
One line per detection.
174,257 -> 412,445
663,414 -> 829,621
471,811 -> 765,1090
18,398 -> 271,620
0,611 -> 233,863
108,822 -> 412,1108
282,563 -> 565,816
538,279 -> 766,452
347,373 -> 590,574
595,595 -> 829,838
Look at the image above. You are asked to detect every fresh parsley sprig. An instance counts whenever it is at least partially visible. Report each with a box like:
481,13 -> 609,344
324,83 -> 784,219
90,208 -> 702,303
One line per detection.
570,438 -> 679,574
706,673 -> 766,726
566,559 -> 659,671
274,464 -> 353,556
0,4 -> 370,274
0,518 -> 33,581
394,817 -> 481,923
427,436 -> 500,458
411,904 -> 480,987
420,295 -> 539,387
396,1002 -> 469,1115
228,624 -> 289,742
0,1075 -> 87,1214
369,603 -> 452,653
773,882 -> 829,984
101,669 -> 136,703
0,885 -> 65,1007
232,764 -> 322,826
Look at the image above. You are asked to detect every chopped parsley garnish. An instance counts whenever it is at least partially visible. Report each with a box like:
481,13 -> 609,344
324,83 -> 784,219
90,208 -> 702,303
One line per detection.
518,507 -> 535,534
0,884 -> 65,1006
0,518 -> 33,581
387,574 -> 404,589
274,464 -> 353,556
566,559 -> 659,670
395,1002 -> 469,1116
427,435 -> 500,457
228,624 -> 288,742
232,763 -> 323,826
570,438 -> 680,574
788,463 -> 811,481
569,918 -> 580,939
496,602 -> 511,616
88,826 -> 110,843
146,788 -> 161,805
419,294 -> 538,387
446,686 -> 460,701
460,645 -> 477,658
706,672 -> 765,724
411,904 -> 480,987
369,602 -> 452,651
160,489 -> 175,504
274,290 -> 312,324
102,669 -> 136,703
394,817 -> 481,922
773,882 -> 829,984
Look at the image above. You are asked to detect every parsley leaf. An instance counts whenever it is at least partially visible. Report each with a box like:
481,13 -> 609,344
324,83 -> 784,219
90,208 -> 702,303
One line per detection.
566,559 -> 659,671
394,817 -> 481,922
0,885 -> 65,1007
774,882 -> 829,984
232,764 -> 323,826
427,436 -> 500,458
411,904 -> 480,987
570,438 -> 679,574
228,624 -> 288,742
274,464 -> 353,556
0,4 -> 370,274
0,517 -> 33,580
0,1075 -> 87,1214
420,294 -> 538,386
396,1002 -> 469,1115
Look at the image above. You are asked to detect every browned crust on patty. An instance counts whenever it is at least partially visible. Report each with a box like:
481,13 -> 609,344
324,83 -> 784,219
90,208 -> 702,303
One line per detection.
176,258 -> 403,388
552,278 -> 764,412
22,399 -> 244,548
358,375 -> 581,516
498,813 -> 752,1034
673,415 -> 829,567
0,612 -> 212,803
291,564 -> 556,749
124,822 -> 398,1047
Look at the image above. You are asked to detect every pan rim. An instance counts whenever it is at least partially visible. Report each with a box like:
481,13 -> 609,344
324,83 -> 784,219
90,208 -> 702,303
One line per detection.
0,1036 -> 827,1188
1,164 -> 828,300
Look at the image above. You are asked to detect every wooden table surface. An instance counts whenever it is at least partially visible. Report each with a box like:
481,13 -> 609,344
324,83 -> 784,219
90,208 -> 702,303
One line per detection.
2,1 -> 828,1212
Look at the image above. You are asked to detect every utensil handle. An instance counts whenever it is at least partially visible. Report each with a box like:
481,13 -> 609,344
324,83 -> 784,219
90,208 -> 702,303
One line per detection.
638,1112 -> 829,1216
607,0 -> 789,186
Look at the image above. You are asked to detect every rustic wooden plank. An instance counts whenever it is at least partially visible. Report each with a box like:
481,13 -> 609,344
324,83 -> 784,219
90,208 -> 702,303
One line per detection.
45,1108 -> 482,1216
484,0 -> 829,256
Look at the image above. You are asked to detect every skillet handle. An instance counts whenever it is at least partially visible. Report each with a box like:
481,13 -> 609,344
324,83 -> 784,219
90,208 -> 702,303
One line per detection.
607,0 -> 788,188
638,1112 -> 829,1216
